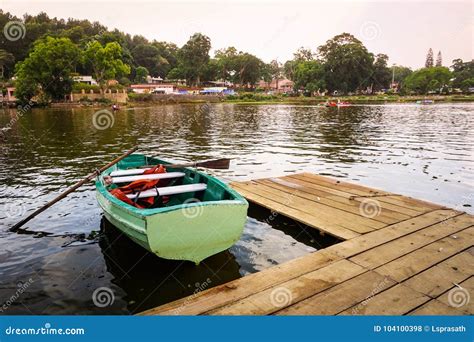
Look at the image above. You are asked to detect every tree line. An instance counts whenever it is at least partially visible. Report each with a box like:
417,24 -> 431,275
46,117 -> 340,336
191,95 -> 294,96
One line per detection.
1,10 -> 473,103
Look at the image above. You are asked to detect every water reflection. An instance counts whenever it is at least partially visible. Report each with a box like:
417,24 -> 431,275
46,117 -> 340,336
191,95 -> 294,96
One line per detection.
0,103 -> 472,314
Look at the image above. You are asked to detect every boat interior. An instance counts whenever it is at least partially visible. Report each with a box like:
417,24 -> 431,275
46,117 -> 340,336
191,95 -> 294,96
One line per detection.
102,154 -> 239,209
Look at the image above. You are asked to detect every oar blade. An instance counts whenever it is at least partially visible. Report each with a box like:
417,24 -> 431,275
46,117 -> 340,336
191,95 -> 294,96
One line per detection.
196,158 -> 231,169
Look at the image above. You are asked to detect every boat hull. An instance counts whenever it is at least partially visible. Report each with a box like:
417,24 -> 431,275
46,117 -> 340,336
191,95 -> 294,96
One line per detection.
95,155 -> 248,264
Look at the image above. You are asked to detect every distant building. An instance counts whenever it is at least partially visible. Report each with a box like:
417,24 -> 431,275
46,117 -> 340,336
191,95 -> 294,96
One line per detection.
257,78 -> 294,93
131,84 -> 175,94
6,87 -> 17,102
146,76 -> 164,84
73,75 -> 97,85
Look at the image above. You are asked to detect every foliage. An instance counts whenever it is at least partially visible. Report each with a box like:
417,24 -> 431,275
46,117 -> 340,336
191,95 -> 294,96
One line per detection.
134,66 -> 149,83
371,54 -> 391,91
128,92 -> 153,101
177,33 -> 211,85
293,60 -> 326,94
403,67 -> 451,94
0,49 -> 14,79
15,37 -> 81,102
425,48 -> 434,68
83,41 -> 131,91
451,59 -> 474,91
72,82 -> 101,93
317,33 -> 374,93
436,51 -> 442,67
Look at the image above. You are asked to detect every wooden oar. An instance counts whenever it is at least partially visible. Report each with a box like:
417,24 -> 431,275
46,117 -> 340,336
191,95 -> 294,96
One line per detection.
139,158 -> 231,170
10,146 -> 138,232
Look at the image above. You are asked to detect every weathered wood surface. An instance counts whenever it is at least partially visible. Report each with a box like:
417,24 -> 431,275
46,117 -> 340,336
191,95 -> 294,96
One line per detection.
141,173 -> 473,316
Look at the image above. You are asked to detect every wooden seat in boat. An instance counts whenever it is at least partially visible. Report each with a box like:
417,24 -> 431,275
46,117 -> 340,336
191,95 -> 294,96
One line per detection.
126,183 -> 207,200
110,172 -> 185,184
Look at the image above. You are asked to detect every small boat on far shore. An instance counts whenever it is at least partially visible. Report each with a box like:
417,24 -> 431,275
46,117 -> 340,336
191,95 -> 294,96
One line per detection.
416,99 -> 434,105
319,100 -> 352,107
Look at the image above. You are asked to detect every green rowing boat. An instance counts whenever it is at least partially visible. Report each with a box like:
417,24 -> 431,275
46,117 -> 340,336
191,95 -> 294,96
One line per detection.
95,153 -> 248,264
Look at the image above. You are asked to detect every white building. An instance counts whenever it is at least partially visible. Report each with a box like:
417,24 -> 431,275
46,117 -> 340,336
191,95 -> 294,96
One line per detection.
73,76 -> 98,85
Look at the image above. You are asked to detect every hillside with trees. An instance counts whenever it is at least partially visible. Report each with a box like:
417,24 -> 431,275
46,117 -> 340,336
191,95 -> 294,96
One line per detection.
1,10 -> 473,103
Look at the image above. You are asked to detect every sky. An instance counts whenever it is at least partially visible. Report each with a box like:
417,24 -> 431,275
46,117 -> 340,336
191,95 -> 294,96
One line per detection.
1,0 -> 473,69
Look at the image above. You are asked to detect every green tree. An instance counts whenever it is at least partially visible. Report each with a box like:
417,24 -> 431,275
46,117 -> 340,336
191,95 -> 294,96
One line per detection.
134,66 -> 149,83
390,65 -> 413,92
293,60 -> 326,95
0,49 -> 14,79
436,51 -> 442,67
317,33 -> 374,93
233,52 -> 264,87
425,48 -> 434,68
293,47 -> 314,61
214,47 -> 239,82
451,59 -> 474,91
371,53 -> 391,91
178,33 -> 211,85
15,37 -> 81,102
84,41 -> 131,92
404,67 -> 451,94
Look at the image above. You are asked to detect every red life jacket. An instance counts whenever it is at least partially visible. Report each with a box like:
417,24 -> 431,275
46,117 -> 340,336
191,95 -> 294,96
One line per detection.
109,165 -> 169,208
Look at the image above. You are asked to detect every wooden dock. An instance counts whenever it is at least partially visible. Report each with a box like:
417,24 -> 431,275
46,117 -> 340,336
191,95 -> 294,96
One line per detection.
141,173 -> 474,315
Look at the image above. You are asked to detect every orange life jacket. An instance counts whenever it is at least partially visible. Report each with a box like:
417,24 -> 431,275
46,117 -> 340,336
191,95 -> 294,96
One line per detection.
109,164 -> 169,208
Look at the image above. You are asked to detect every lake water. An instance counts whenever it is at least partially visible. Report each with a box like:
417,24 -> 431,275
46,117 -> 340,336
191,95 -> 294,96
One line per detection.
0,103 -> 472,314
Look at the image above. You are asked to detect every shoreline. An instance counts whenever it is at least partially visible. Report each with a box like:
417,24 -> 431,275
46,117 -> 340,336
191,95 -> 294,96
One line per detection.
4,94 -> 474,110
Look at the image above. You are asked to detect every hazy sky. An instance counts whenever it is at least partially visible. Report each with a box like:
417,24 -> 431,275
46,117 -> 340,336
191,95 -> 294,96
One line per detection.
2,0 -> 472,68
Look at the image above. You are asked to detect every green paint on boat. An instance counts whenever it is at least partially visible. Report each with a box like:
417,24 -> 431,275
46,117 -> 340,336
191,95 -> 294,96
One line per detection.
95,154 -> 248,264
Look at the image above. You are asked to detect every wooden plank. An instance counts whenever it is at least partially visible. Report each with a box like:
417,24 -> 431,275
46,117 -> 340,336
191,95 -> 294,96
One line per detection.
374,227 -> 474,282
282,174 -> 423,216
230,184 -> 360,240
435,277 -> 474,315
256,178 -> 409,225
276,271 -> 395,315
339,284 -> 430,315
403,248 -> 474,298
325,210 -> 461,259
232,181 -> 384,233
290,173 -> 442,212
349,214 -> 473,269
409,299 -> 465,315
139,250 -> 340,315
209,259 -> 366,315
